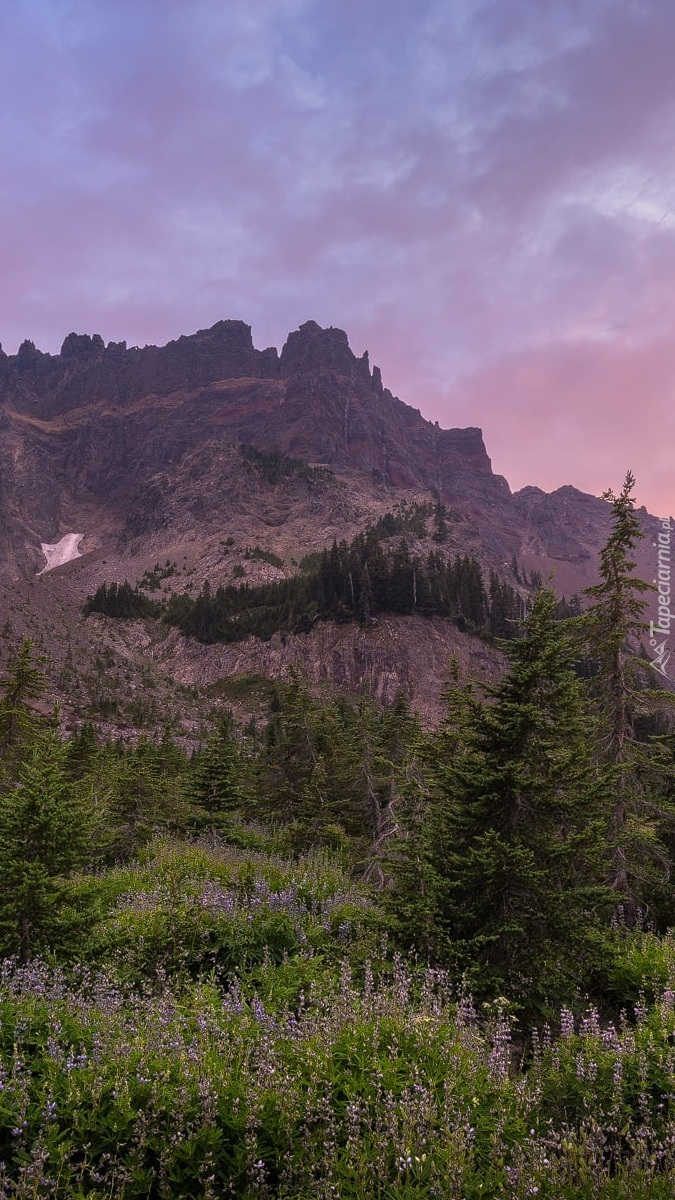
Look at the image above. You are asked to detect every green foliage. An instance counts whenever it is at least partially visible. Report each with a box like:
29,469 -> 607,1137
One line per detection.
6,470 -> 675,1194
253,676 -> 417,856
298,550 -> 322,573
371,499 -> 434,539
244,545 -> 285,569
488,567 -> 526,637
0,637 -> 49,771
2,936 -> 675,1197
137,560 -> 178,591
80,734 -> 193,864
85,839 -> 373,984
64,720 -> 100,779
191,713 -> 251,828
164,535 -> 498,643
242,444 -> 333,484
83,580 -> 163,619
581,471 -> 673,920
0,732 -> 95,959
82,504 -> 526,648
432,500 -> 449,543
388,588 -> 615,1019
0,686 -> 673,1197
583,471 -> 655,765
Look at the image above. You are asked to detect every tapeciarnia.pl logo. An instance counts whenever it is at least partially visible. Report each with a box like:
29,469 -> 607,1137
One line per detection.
649,516 -> 672,679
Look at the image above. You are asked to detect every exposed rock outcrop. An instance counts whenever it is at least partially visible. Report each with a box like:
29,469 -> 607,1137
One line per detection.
0,315 -> 665,725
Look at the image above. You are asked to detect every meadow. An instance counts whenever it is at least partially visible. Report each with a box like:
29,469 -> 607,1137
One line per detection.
1,839 -> 675,1199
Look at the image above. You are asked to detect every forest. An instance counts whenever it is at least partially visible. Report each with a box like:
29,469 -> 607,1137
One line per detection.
1,474 -> 675,1197
84,502 -> 529,643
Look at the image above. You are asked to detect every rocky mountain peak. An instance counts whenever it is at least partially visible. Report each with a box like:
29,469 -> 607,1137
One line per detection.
0,312 -> 668,730
16,339 -> 46,369
60,332 -> 106,361
0,314 -> 662,603
279,320 -> 370,383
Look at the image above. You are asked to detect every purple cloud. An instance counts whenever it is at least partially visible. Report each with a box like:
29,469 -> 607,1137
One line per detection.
1,0 -> 675,512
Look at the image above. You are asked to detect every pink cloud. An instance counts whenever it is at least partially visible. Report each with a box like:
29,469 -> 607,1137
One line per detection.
442,333 -> 675,517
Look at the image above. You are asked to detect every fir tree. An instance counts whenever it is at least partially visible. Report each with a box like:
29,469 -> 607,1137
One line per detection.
385,661 -> 481,961
432,502 -> 449,544
0,638 -> 49,772
191,713 -> 248,827
391,590 -> 615,1017
583,471 -> 653,769
256,673 -> 319,830
581,471 -> 666,915
0,733 -> 94,960
65,722 -> 100,780
79,734 -> 191,863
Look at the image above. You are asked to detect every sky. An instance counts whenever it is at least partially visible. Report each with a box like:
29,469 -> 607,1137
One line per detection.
2,0 -> 675,516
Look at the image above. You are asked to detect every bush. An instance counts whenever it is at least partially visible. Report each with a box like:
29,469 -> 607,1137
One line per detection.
84,839 -> 374,985
2,952 -> 675,1196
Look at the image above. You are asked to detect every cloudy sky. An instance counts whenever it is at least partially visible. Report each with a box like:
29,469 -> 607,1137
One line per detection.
2,0 -> 675,514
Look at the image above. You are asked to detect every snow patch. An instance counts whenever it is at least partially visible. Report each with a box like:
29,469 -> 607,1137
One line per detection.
37,533 -> 85,575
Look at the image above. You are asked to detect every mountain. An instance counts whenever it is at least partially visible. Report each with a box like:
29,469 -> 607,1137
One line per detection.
0,318 -> 665,729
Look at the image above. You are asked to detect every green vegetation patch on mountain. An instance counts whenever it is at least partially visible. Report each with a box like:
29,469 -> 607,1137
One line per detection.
83,581 -> 163,621
83,508 -> 525,645
242,443 -> 334,485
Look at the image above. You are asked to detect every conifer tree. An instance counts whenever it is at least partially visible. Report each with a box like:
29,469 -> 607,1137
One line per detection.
78,733 -> 191,863
390,589 -> 615,1016
191,713 -> 248,827
65,722 -> 100,780
583,471 -> 653,770
581,471 -> 668,915
362,693 -> 422,883
0,732 -> 94,960
432,502 -> 449,544
0,638 -> 49,773
385,662 -> 481,960
257,672 -> 319,827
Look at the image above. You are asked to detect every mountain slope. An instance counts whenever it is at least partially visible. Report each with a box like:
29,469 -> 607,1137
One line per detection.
0,318 -> 666,726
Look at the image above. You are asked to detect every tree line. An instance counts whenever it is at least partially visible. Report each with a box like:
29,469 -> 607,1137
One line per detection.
85,508 -> 526,643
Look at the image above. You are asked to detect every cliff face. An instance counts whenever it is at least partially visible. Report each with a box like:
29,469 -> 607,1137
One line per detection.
0,317 -> 502,483
0,317 -> 514,574
0,315 -> 664,726
0,314 -> 661,583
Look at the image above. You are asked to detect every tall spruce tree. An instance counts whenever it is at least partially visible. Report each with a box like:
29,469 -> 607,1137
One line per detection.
385,662 -> 478,957
390,588 -> 615,1017
583,472 -> 653,770
581,471 -> 668,916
